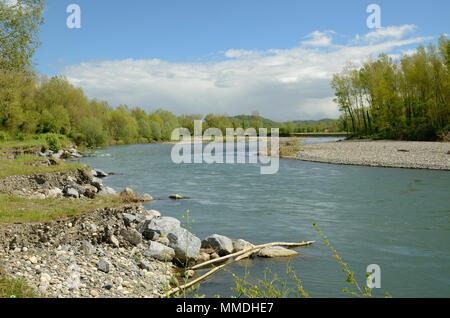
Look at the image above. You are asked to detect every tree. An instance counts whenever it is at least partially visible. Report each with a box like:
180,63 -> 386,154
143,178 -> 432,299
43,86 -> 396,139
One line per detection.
0,0 -> 44,72
331,39 -> 450,141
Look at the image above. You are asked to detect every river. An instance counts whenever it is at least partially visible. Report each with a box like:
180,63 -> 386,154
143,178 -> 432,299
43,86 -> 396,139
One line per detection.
81,138 -> 450,298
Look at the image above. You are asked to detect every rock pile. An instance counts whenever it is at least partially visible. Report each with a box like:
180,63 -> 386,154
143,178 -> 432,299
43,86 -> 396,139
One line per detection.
0,168 -> 117,200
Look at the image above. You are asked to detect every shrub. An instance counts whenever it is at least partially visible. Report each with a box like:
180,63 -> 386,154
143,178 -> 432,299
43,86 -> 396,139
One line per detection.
45,134 -> 62,152
0,131 -> 9,143
80,117 -> 108,148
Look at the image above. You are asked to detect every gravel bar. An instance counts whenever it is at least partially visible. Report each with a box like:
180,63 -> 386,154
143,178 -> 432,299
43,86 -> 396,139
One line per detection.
293,140 -> 450,171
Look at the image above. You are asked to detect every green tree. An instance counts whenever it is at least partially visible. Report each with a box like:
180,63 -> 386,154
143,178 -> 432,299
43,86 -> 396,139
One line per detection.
0,0 -> 44,72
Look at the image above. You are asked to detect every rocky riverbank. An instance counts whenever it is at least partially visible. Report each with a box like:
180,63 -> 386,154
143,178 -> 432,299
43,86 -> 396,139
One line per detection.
293,140 -> 450,170
0,157 -> 301,298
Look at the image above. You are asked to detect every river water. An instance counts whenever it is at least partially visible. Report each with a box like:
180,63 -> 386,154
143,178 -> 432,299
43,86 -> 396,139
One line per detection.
81,138 -> 450,298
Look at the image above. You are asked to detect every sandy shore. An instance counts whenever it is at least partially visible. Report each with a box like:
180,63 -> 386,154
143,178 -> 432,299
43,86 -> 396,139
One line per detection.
293,140 -> 450,171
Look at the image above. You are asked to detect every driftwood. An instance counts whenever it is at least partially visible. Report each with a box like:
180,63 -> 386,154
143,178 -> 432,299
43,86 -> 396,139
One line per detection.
191,241 -> 315,270
165,240 -> 315,297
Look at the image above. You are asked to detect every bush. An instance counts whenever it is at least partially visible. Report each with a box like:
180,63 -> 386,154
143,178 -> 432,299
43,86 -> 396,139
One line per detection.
0,131 -> 9,143
80,117 -> 108,148
45,134 -> 62,152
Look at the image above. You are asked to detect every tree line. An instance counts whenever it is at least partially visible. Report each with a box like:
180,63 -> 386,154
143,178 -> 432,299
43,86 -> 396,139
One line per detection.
332,36 -> 450,141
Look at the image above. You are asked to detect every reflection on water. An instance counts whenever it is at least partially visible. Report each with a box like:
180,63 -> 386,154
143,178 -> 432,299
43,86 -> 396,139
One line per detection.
82,139 -> 450,298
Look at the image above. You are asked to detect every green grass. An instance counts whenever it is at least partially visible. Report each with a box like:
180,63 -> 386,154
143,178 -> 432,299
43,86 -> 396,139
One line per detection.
0,194 -> 128,223
0,268 -> 37,298
0,155 -> 85,178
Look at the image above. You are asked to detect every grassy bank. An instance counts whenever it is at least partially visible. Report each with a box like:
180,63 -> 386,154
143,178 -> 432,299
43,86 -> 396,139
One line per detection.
0,194 -> 128,224
0,155 -> 85,179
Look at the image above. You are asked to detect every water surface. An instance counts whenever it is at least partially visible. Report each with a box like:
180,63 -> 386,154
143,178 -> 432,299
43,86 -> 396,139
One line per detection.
82,139 -> 450,298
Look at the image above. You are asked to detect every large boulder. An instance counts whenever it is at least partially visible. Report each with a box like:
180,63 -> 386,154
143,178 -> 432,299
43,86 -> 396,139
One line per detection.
257,246 -> 299,258
144,241 -> 175,262
137,217 -> 200,262
201,234 -> 233,256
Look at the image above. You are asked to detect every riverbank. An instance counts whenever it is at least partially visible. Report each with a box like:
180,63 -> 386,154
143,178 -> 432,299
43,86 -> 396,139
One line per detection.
0,145 -> 309,298
293,140 -> 450,170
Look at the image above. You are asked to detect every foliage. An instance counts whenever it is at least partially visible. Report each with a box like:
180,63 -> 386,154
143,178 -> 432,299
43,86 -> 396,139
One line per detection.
0,0 -> 44,72
332,37 -> 450,141
229,263 -> 309,298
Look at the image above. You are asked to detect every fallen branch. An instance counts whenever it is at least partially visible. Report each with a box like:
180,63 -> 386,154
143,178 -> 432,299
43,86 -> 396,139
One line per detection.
165,240 -> 315,297
191,241 -> 315,270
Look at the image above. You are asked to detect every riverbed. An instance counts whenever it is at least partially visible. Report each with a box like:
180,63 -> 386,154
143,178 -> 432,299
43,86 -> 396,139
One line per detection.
82,139 -> 450,298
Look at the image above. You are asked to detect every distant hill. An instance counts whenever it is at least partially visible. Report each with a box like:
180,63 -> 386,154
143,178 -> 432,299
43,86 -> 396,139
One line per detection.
230,115 -> 339,127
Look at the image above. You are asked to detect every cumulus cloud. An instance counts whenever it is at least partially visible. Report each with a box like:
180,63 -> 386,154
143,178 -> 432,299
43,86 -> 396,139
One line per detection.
62,25 -> 431,121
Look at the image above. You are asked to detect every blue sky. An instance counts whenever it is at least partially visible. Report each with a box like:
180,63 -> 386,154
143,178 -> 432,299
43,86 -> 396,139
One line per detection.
33,0 -> 449,121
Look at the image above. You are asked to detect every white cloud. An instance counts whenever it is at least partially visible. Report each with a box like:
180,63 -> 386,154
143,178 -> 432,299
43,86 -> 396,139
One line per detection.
301,30 -> 335,47
362,24 -> 417,42
62,25 -> 431,121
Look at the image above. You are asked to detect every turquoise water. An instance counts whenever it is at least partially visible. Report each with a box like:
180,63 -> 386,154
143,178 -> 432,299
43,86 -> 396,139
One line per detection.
82,140 -> 450,298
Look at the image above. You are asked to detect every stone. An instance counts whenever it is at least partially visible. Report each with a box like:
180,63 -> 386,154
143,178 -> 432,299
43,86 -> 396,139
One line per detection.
123,213 -> 137,227
196,252 -> 210,264
143,241 -> 175,262
257,246 -> 299,258
83,185 -> 98,198
140,194 -> 154,202
64,187 -> 79,199
91,177 -> 103,190
137,216 -> 200,262
93,169 -> 108,178
201,234 -> 234,256
169,194 -> 184,200
103,283 -> 113,290
167,229 -> 201,263
136,217 -> 179,238
232,239 -> 254,253
97,258 -> 112,273
29,256 -> 38,264
90,289 -> 99,298
120,229 -> 142,246
47,188 -> 63,198
110,235 -> 120,248
210,252 -> 220,260
158,236 -> 169,246
98,186 -> 116,196
146,210 -> 161,218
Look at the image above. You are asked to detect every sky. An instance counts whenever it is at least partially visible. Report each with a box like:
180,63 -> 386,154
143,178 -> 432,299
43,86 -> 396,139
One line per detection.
32,0 -> 450,121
